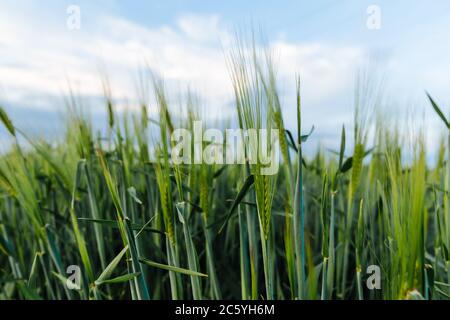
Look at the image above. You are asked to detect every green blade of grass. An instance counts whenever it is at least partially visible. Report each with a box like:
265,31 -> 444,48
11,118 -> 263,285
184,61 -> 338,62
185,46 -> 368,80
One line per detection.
96,272 -> 141,286
95,245 -> 129,285
139,258 -> 208,277
427,92 -> 450,129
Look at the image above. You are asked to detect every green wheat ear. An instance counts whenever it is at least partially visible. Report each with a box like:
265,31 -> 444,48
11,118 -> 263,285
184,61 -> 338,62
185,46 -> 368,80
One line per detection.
0,106 -> 16,136
350,143 -> 364,199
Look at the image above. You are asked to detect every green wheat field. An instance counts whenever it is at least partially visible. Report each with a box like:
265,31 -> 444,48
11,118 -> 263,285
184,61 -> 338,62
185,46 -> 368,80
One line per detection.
0,42 -> 449,301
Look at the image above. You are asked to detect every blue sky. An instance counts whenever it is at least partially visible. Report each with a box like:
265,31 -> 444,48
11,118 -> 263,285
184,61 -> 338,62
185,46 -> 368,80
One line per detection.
1,0 -> 450,154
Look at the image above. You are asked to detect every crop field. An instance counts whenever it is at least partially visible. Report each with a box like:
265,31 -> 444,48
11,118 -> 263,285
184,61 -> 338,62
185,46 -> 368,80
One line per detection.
0,43 -> 449,301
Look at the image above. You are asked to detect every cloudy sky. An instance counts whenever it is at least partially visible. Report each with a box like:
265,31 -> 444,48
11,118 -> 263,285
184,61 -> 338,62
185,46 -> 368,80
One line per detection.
1,0 -> 450,154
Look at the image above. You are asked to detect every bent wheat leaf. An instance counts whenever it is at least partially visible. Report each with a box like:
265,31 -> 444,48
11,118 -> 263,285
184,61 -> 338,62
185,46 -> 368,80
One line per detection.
427,92 -> 450,129
96,272 -> 140,286
139,258 -> 208,277
95,245 -> 129,285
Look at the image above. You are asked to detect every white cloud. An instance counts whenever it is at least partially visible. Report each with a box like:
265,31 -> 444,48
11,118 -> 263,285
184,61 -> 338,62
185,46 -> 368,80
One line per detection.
274,41 -> 363,102
0,8 -> 364,129
1,3 -> 449,160
177,14 -> 231,44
